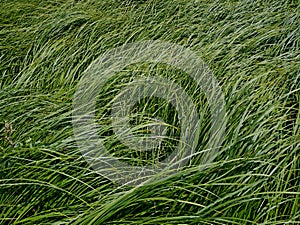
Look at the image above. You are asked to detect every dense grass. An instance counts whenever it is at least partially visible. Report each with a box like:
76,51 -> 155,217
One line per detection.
1,0 -> 299,224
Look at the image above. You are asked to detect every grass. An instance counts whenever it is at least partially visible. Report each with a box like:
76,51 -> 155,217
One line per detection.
0,0 -> 299,224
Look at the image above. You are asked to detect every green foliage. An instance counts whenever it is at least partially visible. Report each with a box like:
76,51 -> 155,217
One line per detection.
0,0 -> 299,224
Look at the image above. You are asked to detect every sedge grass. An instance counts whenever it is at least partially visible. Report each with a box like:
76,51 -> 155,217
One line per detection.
0,0 -> 299,224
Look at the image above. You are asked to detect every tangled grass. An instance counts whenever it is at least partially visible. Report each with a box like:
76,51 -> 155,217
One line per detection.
0,0 -> 299,224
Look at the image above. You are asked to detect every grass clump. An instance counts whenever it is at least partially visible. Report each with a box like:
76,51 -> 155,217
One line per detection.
0,0 -> 299,224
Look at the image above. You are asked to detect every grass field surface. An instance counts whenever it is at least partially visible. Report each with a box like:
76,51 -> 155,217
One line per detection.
0,0 -> 299,224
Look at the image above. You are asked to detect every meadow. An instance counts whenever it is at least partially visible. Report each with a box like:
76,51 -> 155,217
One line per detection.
0,0 -> 299,224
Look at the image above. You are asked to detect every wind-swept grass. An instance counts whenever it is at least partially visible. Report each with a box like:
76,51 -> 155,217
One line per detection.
0,0 -> 299,224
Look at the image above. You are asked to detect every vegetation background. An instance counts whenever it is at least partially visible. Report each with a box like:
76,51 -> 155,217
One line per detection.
0,0 -> 299,224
